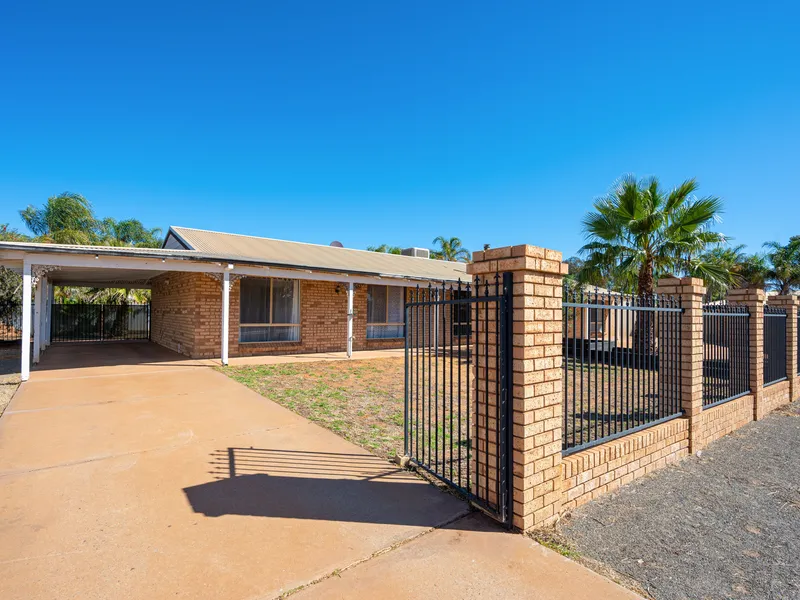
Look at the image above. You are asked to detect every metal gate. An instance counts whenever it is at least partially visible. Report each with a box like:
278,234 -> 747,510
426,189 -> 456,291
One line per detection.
404,273 -> 513,525
51,303 -> 151,342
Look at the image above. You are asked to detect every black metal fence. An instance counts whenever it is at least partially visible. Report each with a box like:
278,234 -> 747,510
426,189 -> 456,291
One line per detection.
0,302 -> 23,342
51,303 -> 151,342
702,303 -> 750,408
562,287 -> 683,454
763,305 -> 787,386
405,275 -> 512,525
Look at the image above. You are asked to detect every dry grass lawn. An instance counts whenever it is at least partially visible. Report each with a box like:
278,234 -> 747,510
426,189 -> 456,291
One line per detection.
221,358 -> 406,459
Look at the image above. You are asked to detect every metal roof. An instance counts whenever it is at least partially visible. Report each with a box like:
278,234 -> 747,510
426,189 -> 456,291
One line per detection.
0,227 -> 469,282
168,226 -> 469,282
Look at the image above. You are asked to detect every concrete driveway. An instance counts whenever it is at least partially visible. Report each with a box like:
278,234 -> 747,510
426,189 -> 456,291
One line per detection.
0,342 -> 638,600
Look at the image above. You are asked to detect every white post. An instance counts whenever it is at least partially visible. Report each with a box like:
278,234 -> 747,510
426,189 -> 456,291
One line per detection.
221,271 -> 230,366
347,282 -> 354,358
21,261 -> 32,381
33,277 -> 42,364
45,281 -> 54,346
39,278 -> 48,351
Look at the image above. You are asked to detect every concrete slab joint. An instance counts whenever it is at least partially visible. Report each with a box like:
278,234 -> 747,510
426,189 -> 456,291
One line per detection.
468,244 -> 567,531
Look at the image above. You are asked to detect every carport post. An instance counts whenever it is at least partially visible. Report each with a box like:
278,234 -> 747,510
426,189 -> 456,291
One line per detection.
45,281 -> 54,347
347,282 -> 354,358
33,277 -> 42,364
39,278 -> 48,352
21,261 -> 32,381
221,270 -> 230,366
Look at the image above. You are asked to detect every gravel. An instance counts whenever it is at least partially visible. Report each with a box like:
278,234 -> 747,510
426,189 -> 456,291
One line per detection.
560,401 -> 800,600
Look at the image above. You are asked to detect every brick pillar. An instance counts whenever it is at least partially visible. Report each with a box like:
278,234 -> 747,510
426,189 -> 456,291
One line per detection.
767,295 -> 799,402
728,288 -> 766,420
656,277 -> 706,452
467,244 -> 568,531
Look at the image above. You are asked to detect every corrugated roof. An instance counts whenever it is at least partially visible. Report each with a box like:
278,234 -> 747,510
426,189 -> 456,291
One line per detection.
168,226 -> 469,282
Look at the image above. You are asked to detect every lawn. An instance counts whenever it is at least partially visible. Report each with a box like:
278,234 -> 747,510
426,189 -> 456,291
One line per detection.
221,358 -> 407,459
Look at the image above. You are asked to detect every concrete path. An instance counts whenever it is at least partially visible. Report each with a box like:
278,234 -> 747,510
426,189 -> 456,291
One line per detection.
0,342 -> 638,600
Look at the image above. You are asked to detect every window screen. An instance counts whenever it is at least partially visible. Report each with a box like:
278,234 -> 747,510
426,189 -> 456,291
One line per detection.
367,285 -> 405,339
367,285 -> 387,324
239,278 -> 300,343
240,278 -> 269,324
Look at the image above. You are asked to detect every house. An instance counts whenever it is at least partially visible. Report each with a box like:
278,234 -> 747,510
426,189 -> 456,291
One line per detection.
0,226 -> 469,380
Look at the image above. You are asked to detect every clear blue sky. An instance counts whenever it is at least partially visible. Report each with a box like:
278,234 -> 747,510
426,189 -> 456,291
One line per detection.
1,1 -> 798,258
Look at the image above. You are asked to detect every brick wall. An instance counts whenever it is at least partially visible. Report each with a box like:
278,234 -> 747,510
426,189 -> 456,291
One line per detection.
763,379 -> 791,414
562,418 -> 689,511
151,274 -> 417,359
696,393 -> 754,449
150,272 -> 202,356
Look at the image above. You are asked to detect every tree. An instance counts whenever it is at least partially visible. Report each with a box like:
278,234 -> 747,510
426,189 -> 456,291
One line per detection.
99,218 -> 162,248
579,175 -> 727,297
0,225 -> 28,302
430,236 -> 471,262
367,244 -> 403,254
763,237 -> 800,294
19,192 -> 99,244
0,223 -> 29,242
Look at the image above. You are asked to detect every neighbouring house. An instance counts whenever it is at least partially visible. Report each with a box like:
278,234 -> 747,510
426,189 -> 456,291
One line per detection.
0,226 -> 469,380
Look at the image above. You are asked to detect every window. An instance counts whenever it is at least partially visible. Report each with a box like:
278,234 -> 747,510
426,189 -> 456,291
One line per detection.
588,307 -> 603,336
367,285 -> 405,339
451,289 -> 471,337
239,278 -> 300,343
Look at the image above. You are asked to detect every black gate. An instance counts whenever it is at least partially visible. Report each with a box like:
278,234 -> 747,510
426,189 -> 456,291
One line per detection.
404,273 -> 513,525
51,303 -> 151,342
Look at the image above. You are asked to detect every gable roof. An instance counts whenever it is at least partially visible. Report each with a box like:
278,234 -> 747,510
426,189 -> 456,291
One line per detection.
166,226 -> 469,282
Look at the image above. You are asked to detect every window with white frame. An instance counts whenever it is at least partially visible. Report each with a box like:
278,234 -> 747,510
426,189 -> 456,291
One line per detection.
367,285 -> 405,339
239,278 -> 300,343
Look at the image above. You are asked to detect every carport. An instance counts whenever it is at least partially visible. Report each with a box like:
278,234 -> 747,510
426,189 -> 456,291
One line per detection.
0,242 -> 239,380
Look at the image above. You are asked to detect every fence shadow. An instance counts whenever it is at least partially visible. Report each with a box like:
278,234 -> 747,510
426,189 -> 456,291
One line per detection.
183,447 -> 479,528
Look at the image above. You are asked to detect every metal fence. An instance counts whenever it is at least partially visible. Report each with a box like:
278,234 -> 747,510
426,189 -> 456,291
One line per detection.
702,303 -> 750,408
562,287 -> 683,454
405,275 -> 512,525
0,302 -> 23,342
763,305 -> 787,386
51,303 -> 151,342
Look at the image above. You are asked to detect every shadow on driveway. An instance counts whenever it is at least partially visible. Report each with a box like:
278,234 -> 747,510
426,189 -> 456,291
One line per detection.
184,447 -> 472,527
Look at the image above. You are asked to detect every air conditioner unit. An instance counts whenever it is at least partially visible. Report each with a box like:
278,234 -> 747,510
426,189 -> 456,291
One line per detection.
401,247 -> 430,259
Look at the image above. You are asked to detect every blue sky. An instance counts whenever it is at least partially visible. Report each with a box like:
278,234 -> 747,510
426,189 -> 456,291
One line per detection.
1,1 -> 798,258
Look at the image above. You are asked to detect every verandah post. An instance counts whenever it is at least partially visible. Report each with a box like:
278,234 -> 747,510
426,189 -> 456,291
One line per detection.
656,277 -> 705,453
467,244 -> 568,530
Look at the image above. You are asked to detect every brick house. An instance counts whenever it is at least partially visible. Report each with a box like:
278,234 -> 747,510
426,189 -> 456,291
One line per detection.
0,227 -> 468,380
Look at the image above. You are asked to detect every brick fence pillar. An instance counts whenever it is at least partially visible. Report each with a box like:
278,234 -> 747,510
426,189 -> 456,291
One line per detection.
656,277 -> 706,452
467,245 -> 568,530
767,294 -> 799,402
728,288 -> 766,420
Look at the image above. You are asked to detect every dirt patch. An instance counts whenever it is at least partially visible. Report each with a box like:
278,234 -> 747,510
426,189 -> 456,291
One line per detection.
558,399 -> 800,600
221,358 -> 406,459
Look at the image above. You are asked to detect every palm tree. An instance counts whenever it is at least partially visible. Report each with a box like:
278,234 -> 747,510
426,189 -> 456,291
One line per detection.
19,192 -> 99,244
100,218 -> 162,248
737,253 -> 770,290
367,244 -> 403,255
579,175 -> 727,297
763,237 -> 800,294
431,236 -> 471,262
